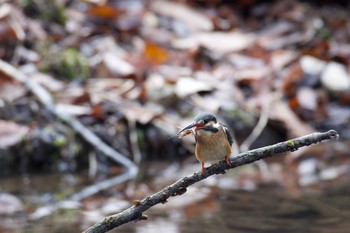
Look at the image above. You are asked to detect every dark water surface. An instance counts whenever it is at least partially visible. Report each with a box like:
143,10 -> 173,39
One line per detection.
1,173 -> 349,233
115,186 -> 350,233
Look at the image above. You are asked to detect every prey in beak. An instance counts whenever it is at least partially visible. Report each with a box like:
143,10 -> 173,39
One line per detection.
177,121 -> 205,139
177,113 -> 218,139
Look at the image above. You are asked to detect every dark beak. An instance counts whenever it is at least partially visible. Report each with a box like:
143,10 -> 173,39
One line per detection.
177,122 -> 204,135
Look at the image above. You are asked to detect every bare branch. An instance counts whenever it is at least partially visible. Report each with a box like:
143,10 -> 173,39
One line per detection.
0,59 -> 137,173
0,59 -> 138,218
83,130 -> 339,233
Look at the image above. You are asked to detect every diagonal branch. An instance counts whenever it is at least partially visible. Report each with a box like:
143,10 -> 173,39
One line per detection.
83,130 -> 339,233
0,59 -> 138,218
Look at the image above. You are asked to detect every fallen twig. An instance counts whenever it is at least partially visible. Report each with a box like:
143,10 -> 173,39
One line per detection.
0,59 -> 137,172
240,93 -> 272,152
240,92 -> 273,180
0,59 -> 138,217
82,130 -> 339,233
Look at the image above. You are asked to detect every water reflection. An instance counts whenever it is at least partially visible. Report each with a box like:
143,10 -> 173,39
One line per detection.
182,188 -> 350,233
1,173 -> 349,233
116,184 -> 350,233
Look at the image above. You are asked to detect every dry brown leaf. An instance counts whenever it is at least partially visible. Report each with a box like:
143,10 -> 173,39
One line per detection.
234,66 -> 272,82
259,32 -> 302,50
151,0 -> 213,32
103,52 -> 135,76
55,86 -> 86,104
0,79 -> 26,101
270,50 -> 297,70
121,102 -> 163,124
143,41 -> 168,65
0,3 -> 11,19
87,79 -> 136,104
227,53 -> 265,69
30,73 -> 64,92
270,101 -> 314,137
0,120 -> 29,148
172,31 -> 255,53
296,87 -> 317,111
86,5 -> 122,19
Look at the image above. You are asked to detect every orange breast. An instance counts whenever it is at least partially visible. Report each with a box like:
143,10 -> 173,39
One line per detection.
195,126 -> 232,164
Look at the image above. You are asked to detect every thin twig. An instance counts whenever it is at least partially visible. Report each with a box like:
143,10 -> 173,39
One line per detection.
239,93 -> 273,180
0,59 -> 137,172
82,130 -> 339,233
240,96 -> 271,152
0,59 -> 138,217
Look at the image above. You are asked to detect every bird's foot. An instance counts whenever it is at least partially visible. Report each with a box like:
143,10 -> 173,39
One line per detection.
201,162 -> 205,174
225,156 -> 231,168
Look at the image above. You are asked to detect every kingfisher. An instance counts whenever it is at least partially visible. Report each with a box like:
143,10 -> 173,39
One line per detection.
178,113 -> 233,173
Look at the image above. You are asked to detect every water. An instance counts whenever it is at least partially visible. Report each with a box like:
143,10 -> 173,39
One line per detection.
1,172 -> 349,233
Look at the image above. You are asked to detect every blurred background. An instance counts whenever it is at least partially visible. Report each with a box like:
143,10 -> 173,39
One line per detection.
0,0 -> 349,232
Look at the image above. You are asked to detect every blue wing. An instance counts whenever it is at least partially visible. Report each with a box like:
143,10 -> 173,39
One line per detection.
223,125 -> 233,146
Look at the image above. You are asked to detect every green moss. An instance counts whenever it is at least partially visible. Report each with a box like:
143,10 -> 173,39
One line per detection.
20,0 -> 67,25
136,128 -> 146,150
58,49 -> 90,80
54,135 -> 66,149
103,216 -> 115,225
287,140 -> 295,147
225,108 -> 255,126
40,48 -> 90,81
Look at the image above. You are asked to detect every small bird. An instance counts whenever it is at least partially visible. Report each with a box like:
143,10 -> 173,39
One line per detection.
178,113 -> 233,173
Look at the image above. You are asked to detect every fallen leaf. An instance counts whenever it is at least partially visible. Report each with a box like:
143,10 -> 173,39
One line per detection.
0,3 -> 11,19
227,53 -> 265,69
257,21 -> 294,38
270,50 -> 297,70
86,5 -> 121,19
234,66 -> 272,81
296,87 -> 317,111
145,73 -> 173,101
30,72 -> 64,92
55,104 -> 92,116
158,65 -> 192,82
143,41 -> 168,65
0,120 -> 29,148
121,102 -> 163,124
151,0 -> 213,32
0,78 -> 26,101
103,52 -> 135,76
172,31 -> 255,53
270,101 -> 314,137
55,86 -> 86,105
175,77 -> 213,98
87,79 -> 135,104
259,32 -> 302,50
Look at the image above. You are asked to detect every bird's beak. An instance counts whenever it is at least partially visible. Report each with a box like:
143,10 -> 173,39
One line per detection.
177,122 -> 205,135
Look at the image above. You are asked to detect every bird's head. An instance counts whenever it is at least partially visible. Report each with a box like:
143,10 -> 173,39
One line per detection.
178,113 -> 219,135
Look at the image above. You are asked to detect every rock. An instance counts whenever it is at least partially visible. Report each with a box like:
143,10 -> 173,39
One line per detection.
0,193 -> 23,215
299,55 -> 326,76
321,62 -> 350,92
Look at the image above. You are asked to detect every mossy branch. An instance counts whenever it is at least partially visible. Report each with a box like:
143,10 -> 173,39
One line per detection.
82,130 -> 339,233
